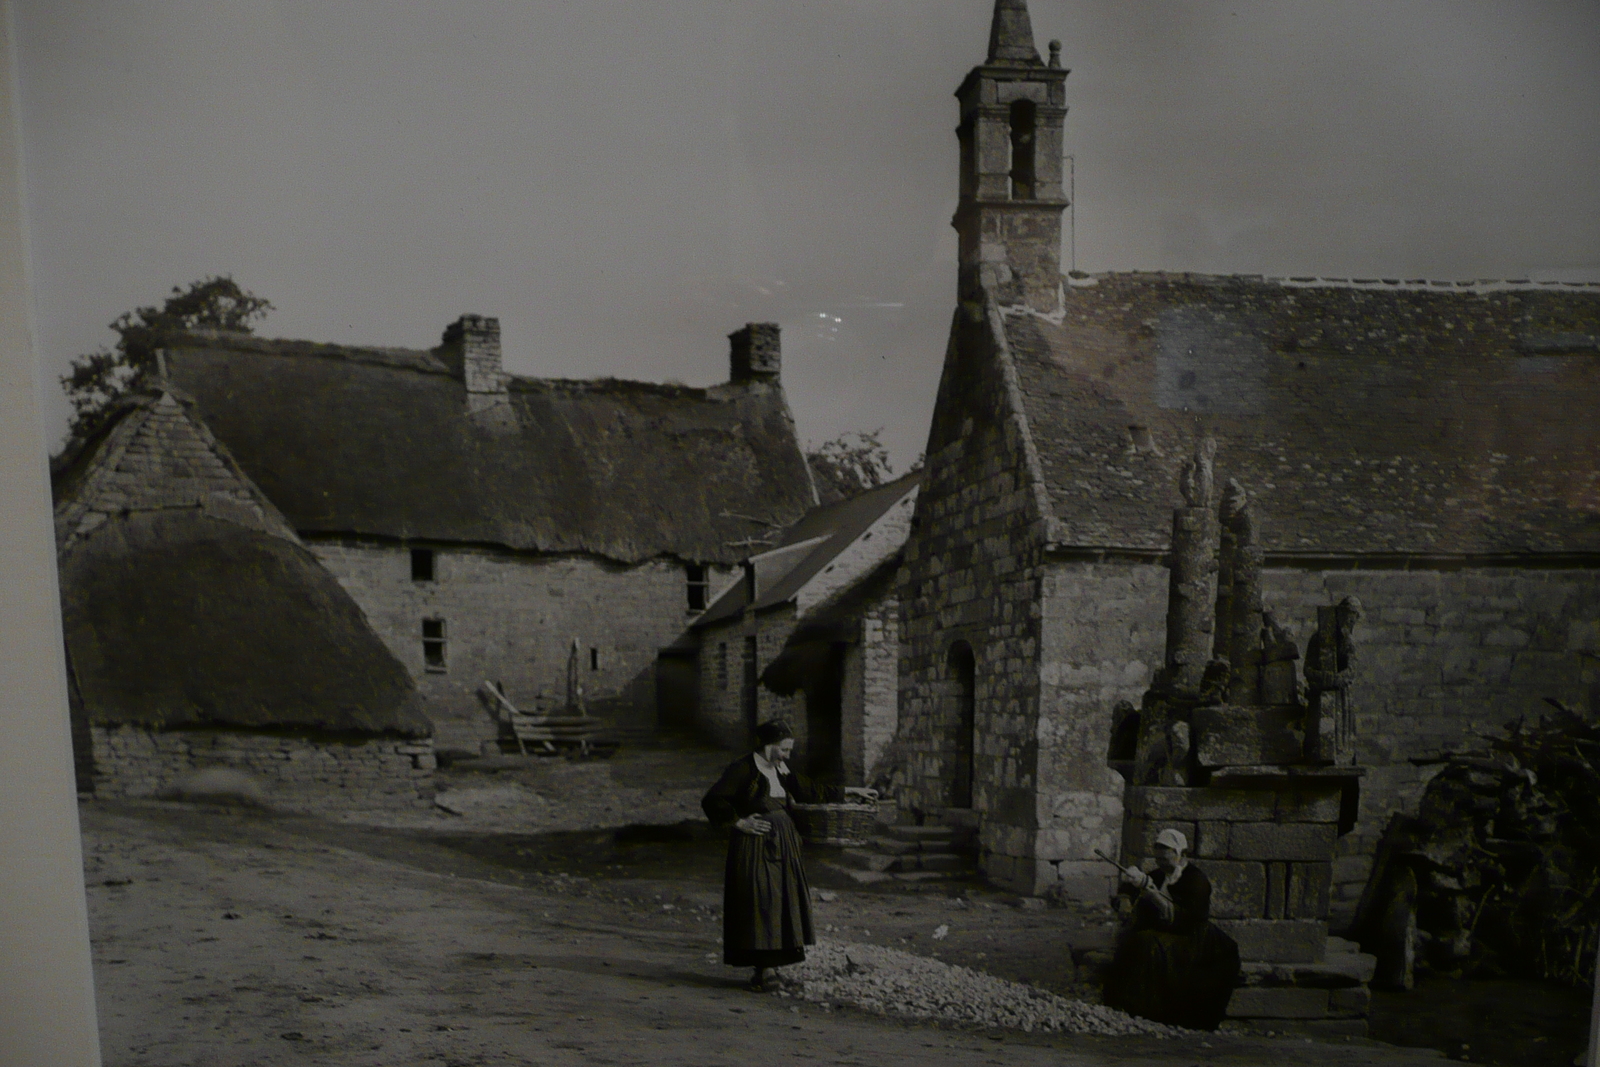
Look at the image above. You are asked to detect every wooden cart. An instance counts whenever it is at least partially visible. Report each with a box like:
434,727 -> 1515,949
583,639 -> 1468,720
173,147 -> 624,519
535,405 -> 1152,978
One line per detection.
481,681 -> 614,757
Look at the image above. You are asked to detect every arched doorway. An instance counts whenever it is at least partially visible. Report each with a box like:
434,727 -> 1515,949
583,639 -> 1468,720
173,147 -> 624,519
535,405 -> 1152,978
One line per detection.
947,641 -> 976,809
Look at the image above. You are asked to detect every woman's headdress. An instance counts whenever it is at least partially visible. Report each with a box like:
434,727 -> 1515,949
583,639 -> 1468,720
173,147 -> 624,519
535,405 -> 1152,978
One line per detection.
1153,827 -> 1189,854
754,719 -> 793,745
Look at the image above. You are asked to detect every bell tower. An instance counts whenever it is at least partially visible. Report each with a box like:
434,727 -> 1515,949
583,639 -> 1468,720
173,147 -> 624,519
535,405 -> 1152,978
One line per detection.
954,0 -> 1069,314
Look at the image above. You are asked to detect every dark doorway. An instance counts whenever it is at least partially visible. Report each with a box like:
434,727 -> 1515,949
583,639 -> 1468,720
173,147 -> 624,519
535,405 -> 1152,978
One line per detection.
801,644 -> 847,782
654,651 -> 697,735
948,641 -> 976,808
741,636 -> 759,739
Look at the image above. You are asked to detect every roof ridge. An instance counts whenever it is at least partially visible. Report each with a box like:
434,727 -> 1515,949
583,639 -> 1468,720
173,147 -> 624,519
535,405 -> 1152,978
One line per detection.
160,329 -> 450,374
1065,270 -> 1600,293
164,329 -> 728,396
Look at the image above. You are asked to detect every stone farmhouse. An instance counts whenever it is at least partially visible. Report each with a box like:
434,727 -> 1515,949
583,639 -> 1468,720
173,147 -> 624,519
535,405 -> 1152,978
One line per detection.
157,318 -> 815,756
52,388 -> 436,809
685,472 -> 919,781
894,0 -> 1600,907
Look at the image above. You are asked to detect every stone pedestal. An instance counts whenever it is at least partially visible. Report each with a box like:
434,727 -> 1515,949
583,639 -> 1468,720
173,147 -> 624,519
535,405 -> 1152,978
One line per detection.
1109,458 -> 1374,1033
1121,766 -> 1368,1030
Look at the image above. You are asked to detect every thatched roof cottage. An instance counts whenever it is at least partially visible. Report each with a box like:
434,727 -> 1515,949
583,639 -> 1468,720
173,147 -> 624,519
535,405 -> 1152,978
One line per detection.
156,318 -> 815,754
53,389 -> 434,809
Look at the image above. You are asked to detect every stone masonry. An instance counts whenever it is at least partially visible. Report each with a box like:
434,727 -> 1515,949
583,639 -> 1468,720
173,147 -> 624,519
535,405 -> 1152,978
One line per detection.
1110,445 -> 1376,1034
1035,560 -> 1600,921
898,307 -> 1053,890
846,598 -> 902,787
695,604 -> 806,755
311,540 -> 734,754
88,726 -> 435,812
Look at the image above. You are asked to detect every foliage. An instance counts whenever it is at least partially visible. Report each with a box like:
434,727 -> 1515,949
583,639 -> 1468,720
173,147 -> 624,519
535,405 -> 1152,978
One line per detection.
1363,702 -> 1600,987
806,429 -> 895,504
61,276 -> 272,438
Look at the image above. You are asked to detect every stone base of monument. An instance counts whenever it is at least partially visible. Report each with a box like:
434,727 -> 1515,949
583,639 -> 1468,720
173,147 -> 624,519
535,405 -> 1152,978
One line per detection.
1222,936 -> 1377,1035
1122,774 -> 1370,1032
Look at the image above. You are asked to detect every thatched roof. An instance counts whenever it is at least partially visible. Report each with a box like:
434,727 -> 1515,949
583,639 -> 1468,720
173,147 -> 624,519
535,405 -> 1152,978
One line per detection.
1001,273 -> 1600,557
54,393 -> 429,737
157,329 -> 816,564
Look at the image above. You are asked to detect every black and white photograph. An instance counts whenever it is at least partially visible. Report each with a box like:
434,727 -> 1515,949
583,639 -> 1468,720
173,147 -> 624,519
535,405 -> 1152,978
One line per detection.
2,2 -> 1598,1065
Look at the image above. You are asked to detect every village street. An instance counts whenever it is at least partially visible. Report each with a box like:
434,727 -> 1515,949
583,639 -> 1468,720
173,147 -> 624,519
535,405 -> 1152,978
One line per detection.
77,787 -> 1459,1067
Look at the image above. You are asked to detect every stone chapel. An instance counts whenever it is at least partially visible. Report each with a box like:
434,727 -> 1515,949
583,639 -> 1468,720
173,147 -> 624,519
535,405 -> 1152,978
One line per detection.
894,0 -> 1600,913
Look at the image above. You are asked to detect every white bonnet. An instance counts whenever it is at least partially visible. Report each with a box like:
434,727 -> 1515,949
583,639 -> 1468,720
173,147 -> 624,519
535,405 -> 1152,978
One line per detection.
1153,828 -> 1189,853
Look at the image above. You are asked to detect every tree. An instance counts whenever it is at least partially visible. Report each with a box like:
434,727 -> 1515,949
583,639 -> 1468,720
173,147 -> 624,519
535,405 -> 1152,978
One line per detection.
61,276 -> 273,438
805,428 -> 895,504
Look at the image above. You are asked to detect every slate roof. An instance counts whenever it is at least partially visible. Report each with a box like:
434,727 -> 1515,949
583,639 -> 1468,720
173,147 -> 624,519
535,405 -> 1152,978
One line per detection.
157,330 -> 816,565
694,471 -> 922,628
53,391 -> 430,737
1002,273 -> 1600,557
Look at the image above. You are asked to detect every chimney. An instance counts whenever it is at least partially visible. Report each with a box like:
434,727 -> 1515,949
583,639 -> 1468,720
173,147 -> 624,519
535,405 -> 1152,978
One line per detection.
728,323 -> 781,384
440,314 -> 505,396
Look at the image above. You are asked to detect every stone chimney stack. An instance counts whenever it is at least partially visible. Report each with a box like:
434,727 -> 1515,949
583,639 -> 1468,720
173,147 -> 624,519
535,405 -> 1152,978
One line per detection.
440,314 -> 506,397
728,323 -> 781,384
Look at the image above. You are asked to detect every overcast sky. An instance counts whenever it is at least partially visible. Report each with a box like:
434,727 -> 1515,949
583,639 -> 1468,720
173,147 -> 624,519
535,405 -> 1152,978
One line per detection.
16,1 -> 1600,465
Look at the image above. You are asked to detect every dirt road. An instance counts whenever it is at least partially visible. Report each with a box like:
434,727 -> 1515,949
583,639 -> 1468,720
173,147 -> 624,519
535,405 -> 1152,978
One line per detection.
79,800 -> 1457,1067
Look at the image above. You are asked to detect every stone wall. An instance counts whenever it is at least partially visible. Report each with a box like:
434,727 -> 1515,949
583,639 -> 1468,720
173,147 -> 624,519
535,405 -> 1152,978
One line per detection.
87,725 -> 435,811
309,539 -> 730,753
1035,560 -> 1168,899
899,308 -> 1052,893
839,595 -> 901,787
693,607 -> 805,754
1035,557 -> 1600,917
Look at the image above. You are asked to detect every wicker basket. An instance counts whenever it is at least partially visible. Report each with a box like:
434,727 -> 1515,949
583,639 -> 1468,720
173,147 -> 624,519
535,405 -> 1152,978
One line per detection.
790,802 -> 879,846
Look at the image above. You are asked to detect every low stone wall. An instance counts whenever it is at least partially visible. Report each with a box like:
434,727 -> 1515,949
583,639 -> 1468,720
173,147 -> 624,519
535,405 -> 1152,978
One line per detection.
87,725 -> 436,811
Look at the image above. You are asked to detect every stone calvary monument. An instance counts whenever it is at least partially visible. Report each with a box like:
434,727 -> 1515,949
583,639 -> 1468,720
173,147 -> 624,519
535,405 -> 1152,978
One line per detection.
1108,440 -> 1378,1035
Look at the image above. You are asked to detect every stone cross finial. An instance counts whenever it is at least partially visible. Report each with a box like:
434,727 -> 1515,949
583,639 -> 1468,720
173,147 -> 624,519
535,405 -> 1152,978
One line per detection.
986,0 -> 1042,65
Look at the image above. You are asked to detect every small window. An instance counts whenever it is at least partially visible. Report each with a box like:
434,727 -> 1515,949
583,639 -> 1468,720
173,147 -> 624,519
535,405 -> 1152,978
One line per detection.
589,647 -> 600,671
422,618 -> 447,672
411,548 -> 435,581
717,642 -> 728,689
686,563 -> 709,612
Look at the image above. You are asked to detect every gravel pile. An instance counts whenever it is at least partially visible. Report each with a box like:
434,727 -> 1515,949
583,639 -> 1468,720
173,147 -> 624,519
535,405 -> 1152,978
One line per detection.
773,939 -> 1191,1039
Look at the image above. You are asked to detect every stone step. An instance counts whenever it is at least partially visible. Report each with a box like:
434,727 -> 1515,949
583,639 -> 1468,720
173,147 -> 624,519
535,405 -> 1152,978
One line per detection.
880,825 -> 956,844
891,851 -> 972,874
825,864 -> 894,885
837,849 -> 896,873
891,870 -> 960,883
1240,951 -> 1376,988
866,836 -> 920,856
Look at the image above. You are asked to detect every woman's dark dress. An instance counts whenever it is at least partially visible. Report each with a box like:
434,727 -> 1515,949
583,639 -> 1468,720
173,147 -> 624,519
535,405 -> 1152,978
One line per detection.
1104,863 -> 1240,1030
702,754 -> 842,968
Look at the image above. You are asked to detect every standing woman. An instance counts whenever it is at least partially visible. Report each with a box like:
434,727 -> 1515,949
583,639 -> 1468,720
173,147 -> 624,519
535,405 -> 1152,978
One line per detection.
702,719 -> 876,991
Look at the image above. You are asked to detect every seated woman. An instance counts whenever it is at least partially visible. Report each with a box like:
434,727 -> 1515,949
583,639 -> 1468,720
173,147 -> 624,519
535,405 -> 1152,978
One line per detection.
701,719 -> 876,991
1103,827 -> 1240,1030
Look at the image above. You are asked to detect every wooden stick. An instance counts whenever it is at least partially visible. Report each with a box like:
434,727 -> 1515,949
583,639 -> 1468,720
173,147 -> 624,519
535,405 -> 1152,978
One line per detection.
1094,849 -> 1173,906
